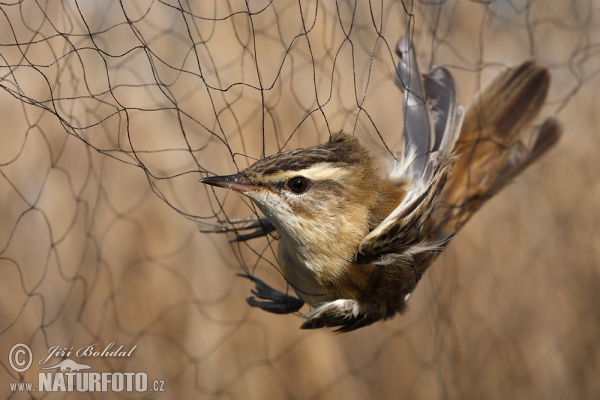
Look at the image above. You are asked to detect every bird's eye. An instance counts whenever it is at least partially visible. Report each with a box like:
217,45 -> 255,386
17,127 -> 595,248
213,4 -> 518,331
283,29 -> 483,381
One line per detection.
287,176 -> 309,194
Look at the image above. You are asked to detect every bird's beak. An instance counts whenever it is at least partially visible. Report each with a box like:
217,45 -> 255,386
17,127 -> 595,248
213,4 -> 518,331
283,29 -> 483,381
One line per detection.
200,173 -> 258,192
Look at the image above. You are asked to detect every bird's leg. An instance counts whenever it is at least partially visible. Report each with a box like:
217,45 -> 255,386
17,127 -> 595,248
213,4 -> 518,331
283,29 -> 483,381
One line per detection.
201,215 -> 277,242
237,274 -> 304,314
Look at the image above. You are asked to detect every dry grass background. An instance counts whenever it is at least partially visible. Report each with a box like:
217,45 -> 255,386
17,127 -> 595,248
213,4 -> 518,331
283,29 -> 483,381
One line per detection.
1,0 -> 599,399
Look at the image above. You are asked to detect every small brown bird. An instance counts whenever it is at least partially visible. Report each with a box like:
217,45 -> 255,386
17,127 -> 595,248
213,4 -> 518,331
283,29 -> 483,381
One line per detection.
201,36 -> 562,332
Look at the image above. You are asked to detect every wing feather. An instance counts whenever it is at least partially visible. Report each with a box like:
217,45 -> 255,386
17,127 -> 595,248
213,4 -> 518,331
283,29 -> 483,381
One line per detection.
424,67 -> 464,160
358,37 -> 463,258
394,36 -> 435,182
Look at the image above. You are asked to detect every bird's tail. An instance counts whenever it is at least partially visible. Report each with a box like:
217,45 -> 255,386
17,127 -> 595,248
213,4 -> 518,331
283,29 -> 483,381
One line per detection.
430,61 -> 562,234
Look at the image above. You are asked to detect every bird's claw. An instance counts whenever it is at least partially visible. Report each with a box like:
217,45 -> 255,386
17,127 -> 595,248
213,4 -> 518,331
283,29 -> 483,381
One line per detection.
201,216 -> 277,242
237,274 -> 304,314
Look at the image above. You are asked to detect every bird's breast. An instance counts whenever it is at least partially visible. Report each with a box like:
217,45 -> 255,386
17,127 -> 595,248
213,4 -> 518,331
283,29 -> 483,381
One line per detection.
274,208 -> 370,303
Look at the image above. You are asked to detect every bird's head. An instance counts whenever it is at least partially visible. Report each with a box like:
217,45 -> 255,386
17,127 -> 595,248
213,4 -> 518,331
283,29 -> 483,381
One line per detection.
201,133 -> 379,247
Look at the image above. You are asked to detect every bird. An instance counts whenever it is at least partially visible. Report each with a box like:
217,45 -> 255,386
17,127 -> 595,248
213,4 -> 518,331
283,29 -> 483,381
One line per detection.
200,36 -> 562,332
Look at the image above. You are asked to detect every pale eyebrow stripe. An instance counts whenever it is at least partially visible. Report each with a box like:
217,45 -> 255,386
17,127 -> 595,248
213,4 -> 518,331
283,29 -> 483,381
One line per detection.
265,163 -> 348,182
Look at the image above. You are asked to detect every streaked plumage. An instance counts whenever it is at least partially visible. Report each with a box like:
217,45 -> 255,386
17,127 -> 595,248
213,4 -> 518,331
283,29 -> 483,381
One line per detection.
201,36 -> 562,332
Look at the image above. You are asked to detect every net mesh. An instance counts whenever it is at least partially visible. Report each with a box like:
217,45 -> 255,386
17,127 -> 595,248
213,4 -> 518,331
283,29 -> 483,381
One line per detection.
1,0 -> 599,398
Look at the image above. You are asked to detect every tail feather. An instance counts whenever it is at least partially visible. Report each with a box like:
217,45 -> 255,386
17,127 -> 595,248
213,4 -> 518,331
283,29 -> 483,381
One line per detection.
460,61 -> 550,141
431,61 -> 559,233
488,117 -> 562,195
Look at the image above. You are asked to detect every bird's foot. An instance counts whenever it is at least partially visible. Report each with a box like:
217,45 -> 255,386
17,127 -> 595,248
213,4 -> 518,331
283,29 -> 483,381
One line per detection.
300,299 -> 378,333
201,215 -> 276,242
237,274 -> 304,314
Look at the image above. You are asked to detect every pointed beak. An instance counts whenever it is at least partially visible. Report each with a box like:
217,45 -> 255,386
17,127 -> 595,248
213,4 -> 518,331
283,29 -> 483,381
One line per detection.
200,173 -> 258,192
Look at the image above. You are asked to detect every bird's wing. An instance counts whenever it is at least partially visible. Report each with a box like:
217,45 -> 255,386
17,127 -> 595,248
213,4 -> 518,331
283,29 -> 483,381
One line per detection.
392,35 -> 434,182
357,37 -> 463,259
423,67 -> 464,162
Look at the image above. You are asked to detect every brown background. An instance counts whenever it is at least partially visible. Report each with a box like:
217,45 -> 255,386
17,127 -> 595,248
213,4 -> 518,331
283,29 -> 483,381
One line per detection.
1,1 -> 599,398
